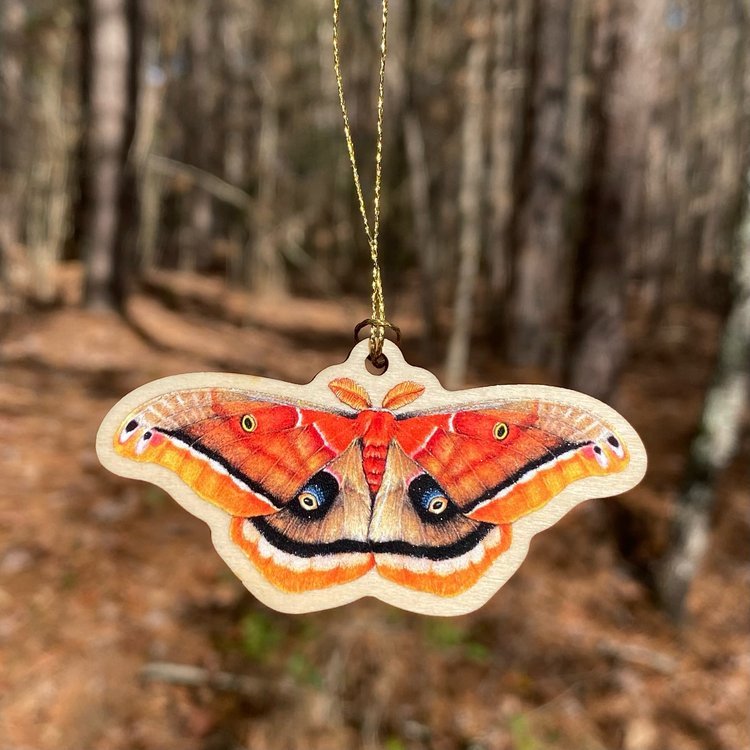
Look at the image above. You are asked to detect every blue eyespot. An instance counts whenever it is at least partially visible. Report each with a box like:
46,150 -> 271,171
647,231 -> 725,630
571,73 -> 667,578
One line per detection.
408,474 -> 457,523
292,471 -> 339,518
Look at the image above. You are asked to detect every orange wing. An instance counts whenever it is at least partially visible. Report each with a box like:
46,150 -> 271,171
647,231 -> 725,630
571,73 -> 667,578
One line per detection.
113,389 -> 631,598
114,388 -> 362,516
395,400 -> 629,526
359,399 -> 631,596
114,388 -> 376,592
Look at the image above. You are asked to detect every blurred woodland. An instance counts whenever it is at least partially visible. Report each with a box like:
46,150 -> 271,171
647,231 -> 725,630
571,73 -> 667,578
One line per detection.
1,0 -> 749,749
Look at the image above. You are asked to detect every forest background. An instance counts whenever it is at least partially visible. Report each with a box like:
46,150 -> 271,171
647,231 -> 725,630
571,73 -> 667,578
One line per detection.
0,0 -> 748,749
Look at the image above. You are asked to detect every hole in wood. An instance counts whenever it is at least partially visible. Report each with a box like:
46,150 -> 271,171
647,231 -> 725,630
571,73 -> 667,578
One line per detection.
365,353 -> 388,375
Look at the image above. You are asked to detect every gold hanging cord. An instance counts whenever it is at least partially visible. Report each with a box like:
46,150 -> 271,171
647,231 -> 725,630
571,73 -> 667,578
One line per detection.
333,0 -> 396,365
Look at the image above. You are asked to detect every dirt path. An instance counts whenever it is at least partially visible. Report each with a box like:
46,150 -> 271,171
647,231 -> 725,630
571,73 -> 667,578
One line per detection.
1,290 -> 748,750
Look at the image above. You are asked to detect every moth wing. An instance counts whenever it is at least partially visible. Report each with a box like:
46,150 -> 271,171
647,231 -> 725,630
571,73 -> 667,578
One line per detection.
113,387 -> 361,517
369,443 -> 512,596
231,443 -> 375,592
395,398 -> 632,525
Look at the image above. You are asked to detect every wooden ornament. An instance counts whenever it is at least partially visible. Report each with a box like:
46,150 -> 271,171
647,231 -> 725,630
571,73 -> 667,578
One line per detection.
97,340 -> 647,616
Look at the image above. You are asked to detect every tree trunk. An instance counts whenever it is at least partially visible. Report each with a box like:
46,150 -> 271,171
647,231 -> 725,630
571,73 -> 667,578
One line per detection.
180,0 -> 216,272
111,0 -> 142,296
249,70 -> 286,295
507,0 -> 573,371
565,0 -> 626,402
134,17 -> 165,273
403,0 -> 438,359
25,23 -> 71,306
404,111 -> 439,359
0,0 -> 24,259
487,0 -> 517,299
445,2 -> 491,388
221,0 -> 250,189
655,167 -> 750,621
80,0 -> 141,312
635,0 -> 676,323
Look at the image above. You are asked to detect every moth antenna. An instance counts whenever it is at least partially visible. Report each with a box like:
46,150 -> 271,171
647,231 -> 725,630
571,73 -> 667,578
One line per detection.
328,378 -> 372,410
382,381 -> 425,410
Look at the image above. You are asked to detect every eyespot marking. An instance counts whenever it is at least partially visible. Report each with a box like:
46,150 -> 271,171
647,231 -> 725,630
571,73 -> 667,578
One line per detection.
408,474 -> 459,524
119,419 -> 140,443
135,430 -> 154,456
298,491 -> 320,511
289,472 -> 339,519
607,434 -> 625,458
427,496 -> 449,515
493,422 -> 509,441
593,444 -> 609,468
240,414 -> 257,433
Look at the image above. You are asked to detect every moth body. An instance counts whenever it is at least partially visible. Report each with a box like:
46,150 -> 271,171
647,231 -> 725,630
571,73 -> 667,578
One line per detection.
357,409 -> 396,495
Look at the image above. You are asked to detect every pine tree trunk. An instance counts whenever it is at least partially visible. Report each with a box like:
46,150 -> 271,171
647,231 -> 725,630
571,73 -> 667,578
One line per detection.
487,0 -> 518,299
565,0 -> 626,402
250,70 -> 286,295
403,0 -> 438,359
25,24 -> 71,306
135,16 -> 165,274
507,0 -> 573,371
444,2 -> 491,388
181,0 -> 216,272
111,0 -> 142,298
0,0 -> 24,260
404,111 -> 439,358
80,0 -> 141,312
656,166 -> 750,621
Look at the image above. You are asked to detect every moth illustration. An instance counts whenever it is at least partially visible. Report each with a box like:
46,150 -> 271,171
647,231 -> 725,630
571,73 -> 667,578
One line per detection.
97,341 -> 646,615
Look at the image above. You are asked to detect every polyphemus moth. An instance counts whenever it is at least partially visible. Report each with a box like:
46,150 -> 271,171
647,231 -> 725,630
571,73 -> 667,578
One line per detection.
97,341 -> 646,615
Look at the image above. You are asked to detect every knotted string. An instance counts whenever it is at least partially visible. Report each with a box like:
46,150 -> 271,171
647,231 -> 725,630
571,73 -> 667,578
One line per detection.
332,0 -> 394,365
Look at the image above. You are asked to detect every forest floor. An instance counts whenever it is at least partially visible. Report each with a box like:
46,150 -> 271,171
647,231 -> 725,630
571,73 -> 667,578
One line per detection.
1,269 -> 748,750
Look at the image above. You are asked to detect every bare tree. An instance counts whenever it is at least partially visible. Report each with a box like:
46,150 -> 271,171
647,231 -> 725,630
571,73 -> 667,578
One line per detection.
507,0 -> 573,371
565,0 -> 627,402
246,5 -> 286,295
180,0 -> 218,272
655,167 -> 750,621
0,0 -> 24,259
404,111 -> 439,358
250,66 -> 285,295
80,0 -> 142,311
134,15 -> 166,274
445,1 -> 491,388
25,13 -> 72,306
487,0 -> 526,300
402,0 -> 439,358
